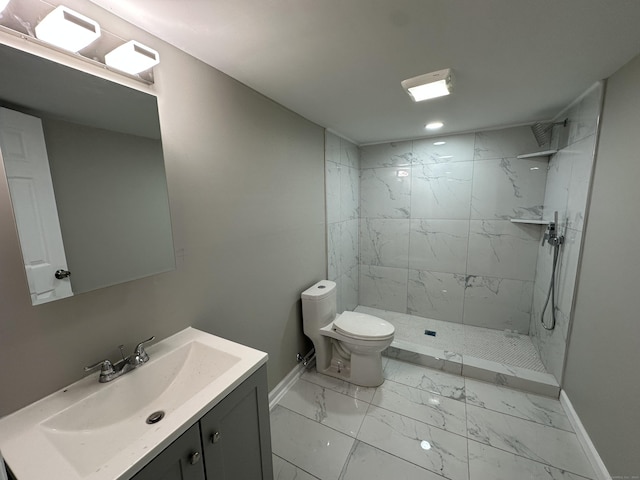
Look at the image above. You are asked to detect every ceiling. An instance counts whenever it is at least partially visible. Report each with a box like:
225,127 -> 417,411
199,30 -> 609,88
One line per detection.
88,0 -> 640,145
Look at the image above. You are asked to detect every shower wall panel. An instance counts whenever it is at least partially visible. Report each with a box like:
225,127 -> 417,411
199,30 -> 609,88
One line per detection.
359,126 -> 545,333
325,131 -> 360,313
530,83 -> 604,382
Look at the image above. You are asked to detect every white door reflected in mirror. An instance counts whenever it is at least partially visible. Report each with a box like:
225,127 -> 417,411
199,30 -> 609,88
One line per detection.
0,107 -> 73,304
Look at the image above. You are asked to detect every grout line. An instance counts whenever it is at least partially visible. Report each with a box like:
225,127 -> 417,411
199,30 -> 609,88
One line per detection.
466,438 -> 595,480
273,453 -> 321,480
336,440 -> 361,480
464,399 -> 575,434
354,437 -> 451,479
464,376 -> 471,480
273,404 -> 359,440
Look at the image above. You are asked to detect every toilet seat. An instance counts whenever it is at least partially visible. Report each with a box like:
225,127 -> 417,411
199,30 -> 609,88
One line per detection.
333,312 -> 395,341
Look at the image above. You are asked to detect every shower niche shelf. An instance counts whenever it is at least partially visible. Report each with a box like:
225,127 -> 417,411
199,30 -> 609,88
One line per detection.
516,149 -> 558,159
510,218 -> 549,225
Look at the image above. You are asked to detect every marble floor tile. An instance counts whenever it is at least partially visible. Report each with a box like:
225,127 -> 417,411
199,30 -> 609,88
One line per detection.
273,454 -> 319,480
465,379 -> 573,431
468,441 -> 592,480
340,441 -> 447,480
384,358 -> 466,401
301,369 -> 377,403
357,406 -> 469,480
277,379 -> 369,437
461,356 -> 559,398
270,405 -> 355,480
371,380 -> 466,435
466,404 -> 594,478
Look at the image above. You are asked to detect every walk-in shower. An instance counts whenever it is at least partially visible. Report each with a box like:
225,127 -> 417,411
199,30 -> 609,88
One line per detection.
325,81 -> 605,390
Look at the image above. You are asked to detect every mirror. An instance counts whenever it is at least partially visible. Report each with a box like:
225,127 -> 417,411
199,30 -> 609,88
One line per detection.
0,42 -> 174,305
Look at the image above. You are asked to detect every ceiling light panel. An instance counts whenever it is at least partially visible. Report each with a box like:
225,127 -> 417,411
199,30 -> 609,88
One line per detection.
402,68 -> 453,102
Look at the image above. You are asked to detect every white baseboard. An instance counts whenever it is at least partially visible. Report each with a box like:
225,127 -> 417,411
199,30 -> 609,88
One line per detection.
560,390 -> 611,480
268,360 -> 307,410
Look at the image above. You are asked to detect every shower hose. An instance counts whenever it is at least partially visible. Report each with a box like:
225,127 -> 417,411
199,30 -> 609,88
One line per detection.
540,243 -> 561,331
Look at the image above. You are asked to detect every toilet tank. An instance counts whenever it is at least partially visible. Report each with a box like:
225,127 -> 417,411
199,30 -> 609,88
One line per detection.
301,280 -> 337,332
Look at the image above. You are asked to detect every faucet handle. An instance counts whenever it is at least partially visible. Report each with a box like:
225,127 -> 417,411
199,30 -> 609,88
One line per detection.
134,336 -> 155,362
84,359 -> 115,375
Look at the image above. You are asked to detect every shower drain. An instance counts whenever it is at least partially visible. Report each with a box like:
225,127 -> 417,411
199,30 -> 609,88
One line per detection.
146,410 -> 165,424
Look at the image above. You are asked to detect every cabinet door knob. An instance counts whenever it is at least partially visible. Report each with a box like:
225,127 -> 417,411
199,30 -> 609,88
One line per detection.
210,431 -> 221,444
189,451 -> 201,465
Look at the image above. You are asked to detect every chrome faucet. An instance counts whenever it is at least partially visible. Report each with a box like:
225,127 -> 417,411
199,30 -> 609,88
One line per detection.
84,336 -> 155,383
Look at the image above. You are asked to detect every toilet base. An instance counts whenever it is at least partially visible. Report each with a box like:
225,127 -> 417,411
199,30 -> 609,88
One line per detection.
316,352 -> 385,387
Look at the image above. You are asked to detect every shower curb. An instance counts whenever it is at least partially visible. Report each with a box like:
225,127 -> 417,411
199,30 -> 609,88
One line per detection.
386,340 -> 560,398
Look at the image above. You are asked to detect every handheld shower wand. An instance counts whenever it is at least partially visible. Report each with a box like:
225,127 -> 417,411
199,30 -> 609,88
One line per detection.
541,211 -> 564,330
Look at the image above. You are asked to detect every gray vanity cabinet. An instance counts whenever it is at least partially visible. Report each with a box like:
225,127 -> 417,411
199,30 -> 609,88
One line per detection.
199,365 -> 273,480
131,423 -> 205,480
130,365 -> 272,480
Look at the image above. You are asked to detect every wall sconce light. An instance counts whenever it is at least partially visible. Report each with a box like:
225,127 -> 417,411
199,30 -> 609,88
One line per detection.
401,68 -> 453,102
35,5 -> 101,53
0,0 -> 11,13
105,40 -> 160,75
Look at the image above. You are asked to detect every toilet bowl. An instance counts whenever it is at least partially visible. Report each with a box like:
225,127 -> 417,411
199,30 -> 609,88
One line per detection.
301,280 -> 394,387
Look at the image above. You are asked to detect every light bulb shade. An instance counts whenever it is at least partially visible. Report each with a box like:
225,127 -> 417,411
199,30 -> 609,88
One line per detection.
0,0 -> 11,13
35,6 -> 101,53
401,68 -> 453,102
105,40 -> 160,75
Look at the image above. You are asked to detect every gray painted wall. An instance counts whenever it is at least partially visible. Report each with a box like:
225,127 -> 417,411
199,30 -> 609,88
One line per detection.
564,54 -> 640,476
0,0 -> 324,416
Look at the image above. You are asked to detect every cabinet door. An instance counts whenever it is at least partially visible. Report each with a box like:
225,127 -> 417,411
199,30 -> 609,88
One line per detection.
200,365 -> 273,480
131,423 -> 205,480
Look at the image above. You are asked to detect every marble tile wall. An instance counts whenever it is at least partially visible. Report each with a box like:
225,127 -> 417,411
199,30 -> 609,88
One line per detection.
325,131 -> 360,312
359,126 -> 545,334
530,82 -> 604,383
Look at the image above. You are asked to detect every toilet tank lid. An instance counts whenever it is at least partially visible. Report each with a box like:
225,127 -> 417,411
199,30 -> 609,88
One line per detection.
334,312 -> 395,338
301,280 -> 336,300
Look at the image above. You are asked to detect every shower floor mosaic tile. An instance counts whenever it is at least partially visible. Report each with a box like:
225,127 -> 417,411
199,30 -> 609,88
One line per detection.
356,306 -> 547,372
271,359 -> 596,480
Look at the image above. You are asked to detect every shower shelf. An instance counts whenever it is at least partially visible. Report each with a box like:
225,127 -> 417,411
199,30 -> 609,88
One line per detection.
510,218 -> 549,225
516,149 -> 558,159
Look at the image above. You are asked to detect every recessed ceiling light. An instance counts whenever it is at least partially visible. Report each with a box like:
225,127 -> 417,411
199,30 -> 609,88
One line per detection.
433,141 -> 446,146
425,122 -> 444,130
35,6 -> 101,53
401,68 -> 453,102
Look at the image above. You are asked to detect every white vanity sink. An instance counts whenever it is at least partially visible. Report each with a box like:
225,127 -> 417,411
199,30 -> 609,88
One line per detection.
0,327 -> 268,480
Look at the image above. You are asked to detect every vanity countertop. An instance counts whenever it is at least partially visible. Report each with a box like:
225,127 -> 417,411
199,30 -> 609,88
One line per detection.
0,327 -> 268,480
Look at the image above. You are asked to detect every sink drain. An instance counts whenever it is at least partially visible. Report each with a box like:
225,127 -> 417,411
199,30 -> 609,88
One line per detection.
146,411 -> 165,424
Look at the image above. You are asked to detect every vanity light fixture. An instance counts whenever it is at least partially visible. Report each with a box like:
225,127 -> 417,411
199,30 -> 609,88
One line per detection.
401,68 -> 453,102
0,0 -> 11,13
425,121 -> 444,130
433,141 -> 446,145
35,6 -> 101,53
105,40 -> 160,75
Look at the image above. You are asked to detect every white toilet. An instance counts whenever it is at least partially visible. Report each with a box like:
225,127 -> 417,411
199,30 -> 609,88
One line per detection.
301,280 -> 394,387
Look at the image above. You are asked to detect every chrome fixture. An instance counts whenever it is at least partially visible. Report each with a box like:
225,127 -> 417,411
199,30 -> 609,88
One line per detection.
296,348 -> 315,368
541,212 -> 564,330
84,336 -> 155,382
531,118 -> 568,147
